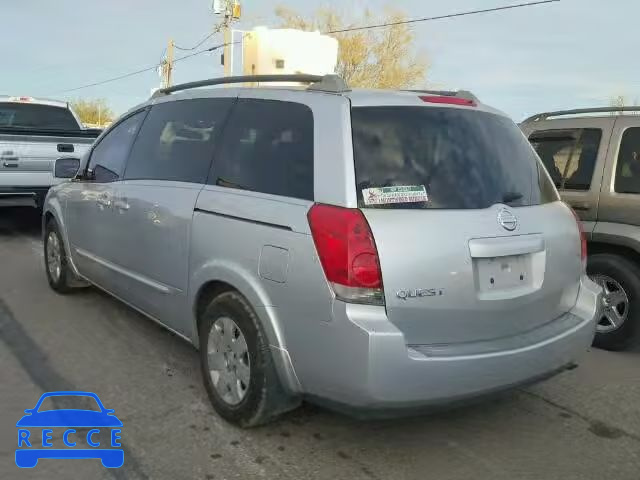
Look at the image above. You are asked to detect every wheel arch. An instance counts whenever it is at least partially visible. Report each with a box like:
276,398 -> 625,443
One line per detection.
189,261 -> 301,394
588,241 -> 640,270
42,201 -> 80,277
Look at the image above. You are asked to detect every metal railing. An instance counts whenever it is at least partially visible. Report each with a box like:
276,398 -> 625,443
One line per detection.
522,106 -> 640,123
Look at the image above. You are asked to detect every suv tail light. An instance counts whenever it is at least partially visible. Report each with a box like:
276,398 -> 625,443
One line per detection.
568,205 -> 587,268
307,204 -> 384,305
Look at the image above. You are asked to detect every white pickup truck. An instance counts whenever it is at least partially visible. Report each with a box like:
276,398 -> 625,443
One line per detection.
0,96 -> 102,208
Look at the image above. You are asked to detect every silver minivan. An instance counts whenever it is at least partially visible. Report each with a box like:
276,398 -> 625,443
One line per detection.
42,74 -> 601,427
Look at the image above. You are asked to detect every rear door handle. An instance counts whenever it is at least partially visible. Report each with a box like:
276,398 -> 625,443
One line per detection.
2,156 -> 19,167
469,234 -> 545,258
96,194 -> 112,207
569,202 -> 590,211
57,143 -> 74,153
114,198 -> 130,211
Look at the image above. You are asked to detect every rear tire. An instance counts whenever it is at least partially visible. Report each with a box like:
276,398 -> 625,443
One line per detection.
588,253 -> 640,351
44,218 -> 76,294
199,291 -> 297,427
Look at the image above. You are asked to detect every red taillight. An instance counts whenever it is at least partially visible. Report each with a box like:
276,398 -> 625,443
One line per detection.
419,95 -> 476,107
307,204 -> 384,305
568,206 -> 587,265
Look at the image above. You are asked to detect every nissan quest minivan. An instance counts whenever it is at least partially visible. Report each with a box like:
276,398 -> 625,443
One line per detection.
42,74 -> 601,427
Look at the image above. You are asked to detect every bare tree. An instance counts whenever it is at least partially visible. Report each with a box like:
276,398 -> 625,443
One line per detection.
275,5 -> 427,89
69,98 -> 114,126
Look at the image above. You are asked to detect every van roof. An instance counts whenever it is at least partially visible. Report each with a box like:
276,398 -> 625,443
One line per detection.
143,74 -> 505,118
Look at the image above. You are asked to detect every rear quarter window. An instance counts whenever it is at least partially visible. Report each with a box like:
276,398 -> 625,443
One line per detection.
351,106 -> 558,209
615,127 -> 640,194
529,128 -> 602,191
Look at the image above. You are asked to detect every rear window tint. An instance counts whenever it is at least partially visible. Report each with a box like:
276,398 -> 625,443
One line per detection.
529,128 -> 602,190
351,107 -> 558,209
615,127 -> 640,194
0,103 -> 79,130
210,98 -> 314,201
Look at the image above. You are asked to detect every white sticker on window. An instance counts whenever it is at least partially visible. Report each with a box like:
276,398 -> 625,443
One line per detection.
362,185 -> 428,205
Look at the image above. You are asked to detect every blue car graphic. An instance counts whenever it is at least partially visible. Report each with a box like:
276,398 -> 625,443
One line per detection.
15,391 -> 123,468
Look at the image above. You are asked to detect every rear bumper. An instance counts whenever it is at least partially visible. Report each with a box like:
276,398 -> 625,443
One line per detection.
299,275 -> 601,410
0,187 -> 50,208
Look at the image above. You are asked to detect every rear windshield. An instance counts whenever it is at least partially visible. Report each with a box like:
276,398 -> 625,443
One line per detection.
0,103 -> 79,130
351,106 -> 558,209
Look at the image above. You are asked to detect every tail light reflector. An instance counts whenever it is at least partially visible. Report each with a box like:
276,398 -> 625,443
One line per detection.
568,205 -> 587,268
307,204 -> 384,305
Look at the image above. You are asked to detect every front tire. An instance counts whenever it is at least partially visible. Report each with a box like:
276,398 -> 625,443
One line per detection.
588,253 -> 640,351
199,291 -> 296,427
44,219 -> 75,294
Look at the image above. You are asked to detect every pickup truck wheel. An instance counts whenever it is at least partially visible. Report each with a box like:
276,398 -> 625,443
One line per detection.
199,291 -> 297,427
44,219 -> 75,294
588,253 -> 640,351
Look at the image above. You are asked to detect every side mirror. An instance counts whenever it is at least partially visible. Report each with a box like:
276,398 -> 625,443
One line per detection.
54,157 -> 81,179
23,409 -> 33,414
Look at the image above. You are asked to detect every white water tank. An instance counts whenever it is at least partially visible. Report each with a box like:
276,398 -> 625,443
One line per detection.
242,27 -> 338,84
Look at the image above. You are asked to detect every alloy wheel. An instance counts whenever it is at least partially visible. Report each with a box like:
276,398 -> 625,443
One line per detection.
591,274 -> 629,333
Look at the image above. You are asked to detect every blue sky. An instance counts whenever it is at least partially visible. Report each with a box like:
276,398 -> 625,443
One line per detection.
2,0 -> 636,121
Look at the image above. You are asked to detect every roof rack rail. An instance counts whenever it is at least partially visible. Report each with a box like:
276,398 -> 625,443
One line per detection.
402,89 -> 479,102
522,106 -> 640,123
151,74 -> 350,98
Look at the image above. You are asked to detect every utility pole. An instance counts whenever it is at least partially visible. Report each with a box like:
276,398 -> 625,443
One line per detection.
157,2 -> 239,89
217,0 -> 241,77
160,38 -> 175,89
223,22 -> 232,78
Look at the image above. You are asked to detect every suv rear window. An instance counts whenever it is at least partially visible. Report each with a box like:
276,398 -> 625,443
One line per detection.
0,103 -> 79,130
529,128 -> 602,190
351,107 -> 557,209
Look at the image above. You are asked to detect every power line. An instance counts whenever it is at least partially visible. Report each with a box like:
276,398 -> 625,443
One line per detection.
55,65 -> 161,95
326,0 -> 560,34
174,31 -> 217,51
54,0 -> 559,94
54,42 -> 237,94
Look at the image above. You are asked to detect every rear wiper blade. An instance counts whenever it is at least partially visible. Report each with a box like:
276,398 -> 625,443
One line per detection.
216,177 -> 253,192
502,192 -> 523,204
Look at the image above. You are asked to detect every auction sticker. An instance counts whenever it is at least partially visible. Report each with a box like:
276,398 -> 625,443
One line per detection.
362,185 -> 428,205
